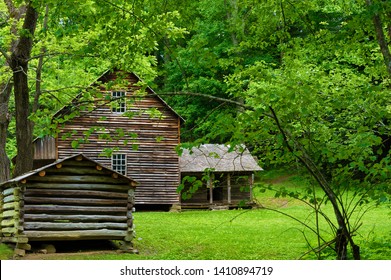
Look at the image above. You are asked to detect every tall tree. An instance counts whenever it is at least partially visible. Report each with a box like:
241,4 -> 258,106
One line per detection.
0,0 -> 185,180
157,0 -> 391,259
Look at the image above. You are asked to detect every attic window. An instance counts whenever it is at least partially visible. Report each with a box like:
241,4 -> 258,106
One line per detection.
111,91 -> 126,113
112,154 -> 127,175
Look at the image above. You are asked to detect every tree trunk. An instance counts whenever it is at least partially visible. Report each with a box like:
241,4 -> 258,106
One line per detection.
8,2 -> 39,177
366,0 -> 391,76
0,81 -> 12,183
269,106 -> 361,260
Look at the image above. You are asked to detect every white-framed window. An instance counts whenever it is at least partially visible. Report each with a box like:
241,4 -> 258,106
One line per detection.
111,91 -> 126,113
112,154 -> 127,175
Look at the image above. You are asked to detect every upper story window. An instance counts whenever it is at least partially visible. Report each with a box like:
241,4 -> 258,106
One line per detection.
112,154 -> 127,175
111,91 -> 126,113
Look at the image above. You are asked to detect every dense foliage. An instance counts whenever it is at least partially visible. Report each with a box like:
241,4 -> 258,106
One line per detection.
1,0 -> 390,259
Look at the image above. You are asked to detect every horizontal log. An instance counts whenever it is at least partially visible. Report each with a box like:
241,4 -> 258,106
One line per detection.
2,227 -> 17,234
3,195 -> 16,203
45,166 -> 111,176
3,210 -> 18,218
27,175 -> 130,184
24,214 -> 127,222
0,236 -> 28,244
3,188 -> 15,197
26,182 -> 130,192
1,219 -> 15,227
24,197 -> 127,207
61,160 -> 96,167
24,222 -> 128,230
2,201 -> 20,211
25,188 -> 128,199
24,205 -> 127,214
25,229 -> 127,241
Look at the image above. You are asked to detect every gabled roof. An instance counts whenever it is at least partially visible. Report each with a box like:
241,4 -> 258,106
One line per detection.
0,153 -> 137,188
179,144 -> 263,173
53,69 -> 184,122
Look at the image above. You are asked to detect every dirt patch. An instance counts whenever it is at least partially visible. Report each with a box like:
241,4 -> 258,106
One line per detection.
19,240 -> 121,260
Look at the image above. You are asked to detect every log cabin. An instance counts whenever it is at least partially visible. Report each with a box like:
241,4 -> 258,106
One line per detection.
179,144 -> 263,209
33,70 -> 183,209
0,154 -> 137,257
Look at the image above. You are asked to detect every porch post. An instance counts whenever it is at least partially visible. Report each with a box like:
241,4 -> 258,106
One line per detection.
208,175 -> 213,204
249,173 -> 254,202
227,173 -> 231,204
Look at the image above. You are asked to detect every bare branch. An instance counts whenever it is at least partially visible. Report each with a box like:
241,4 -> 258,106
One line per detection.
158,91 -> 253,110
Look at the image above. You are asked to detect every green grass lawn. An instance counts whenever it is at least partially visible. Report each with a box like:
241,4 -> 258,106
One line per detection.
0,170 -> 390,260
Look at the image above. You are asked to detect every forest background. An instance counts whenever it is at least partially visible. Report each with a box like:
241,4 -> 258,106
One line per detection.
1,0 -> 391,260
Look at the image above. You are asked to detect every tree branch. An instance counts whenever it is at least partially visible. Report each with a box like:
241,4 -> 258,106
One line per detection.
366,0 -> 391,76
158,91 -> 255,110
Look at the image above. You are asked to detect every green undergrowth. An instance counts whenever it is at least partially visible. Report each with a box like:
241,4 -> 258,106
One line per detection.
0,169 -> 389,260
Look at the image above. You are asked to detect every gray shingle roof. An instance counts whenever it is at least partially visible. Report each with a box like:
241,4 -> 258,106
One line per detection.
179,144 -> 263,173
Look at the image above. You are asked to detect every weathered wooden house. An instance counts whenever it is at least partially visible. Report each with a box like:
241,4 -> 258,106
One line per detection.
179,144 -> 262,209
0,154 -> 137,256
33,70 -> 182,209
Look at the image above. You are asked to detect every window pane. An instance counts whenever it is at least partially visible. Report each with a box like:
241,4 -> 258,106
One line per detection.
112,91 -> 126,113
112,154 -> 126,175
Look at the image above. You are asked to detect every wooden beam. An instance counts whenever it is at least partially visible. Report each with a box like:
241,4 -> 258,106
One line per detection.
3,195 -> 15,203
249,173 -> 254,202
27,175 -> 130,184
227,173 -> 231,204
27,182 -> 130,192
3,187 -> 15,196
96,165 -> 103,171
56,163 -> 62,169
3,202 -> 20,211
24,222 -> 128,230
1,219 -> 16,227
24,214 -> 127,222
25,229 -> 127,241
24,205 -> 127,214
208,176 -> 213,204
24,196 -> 127,206
3,210 -> 18,218
25,189 -> 128,199
38,171 -> 46,177
75,155 -> 83,161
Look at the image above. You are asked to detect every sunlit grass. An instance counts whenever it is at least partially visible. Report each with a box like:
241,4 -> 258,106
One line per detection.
0,170 -> 389,260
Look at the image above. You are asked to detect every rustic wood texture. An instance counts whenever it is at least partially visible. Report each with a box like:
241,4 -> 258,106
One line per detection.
180,172 -> 254,208
0,186 -> 22,238
0,154 -> 135,245
53,71 -> 181,205
33,136 -> 56,160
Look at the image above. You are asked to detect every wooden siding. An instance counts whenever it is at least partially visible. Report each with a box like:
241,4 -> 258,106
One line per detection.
56,72 -> 180,205
34,136 -> 56,160
0,155 -> 135,254
180,172 -> 253,208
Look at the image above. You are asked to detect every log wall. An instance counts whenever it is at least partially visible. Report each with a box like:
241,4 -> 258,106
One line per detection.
0,186 -> 23,239
180,172 -> 253,208
56,72 -> 181,205
1,157 -> 135,247
23,159 -> 134,241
